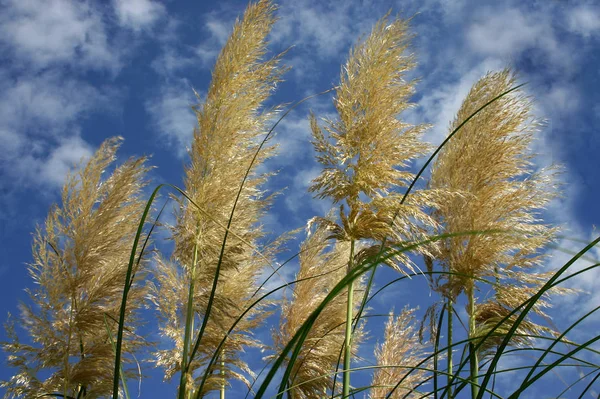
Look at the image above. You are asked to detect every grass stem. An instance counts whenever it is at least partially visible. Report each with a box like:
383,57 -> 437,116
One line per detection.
468,284 -> 479,399
179,242 -> 199,399
342,239 -> 356,398
447,295 -> 454,399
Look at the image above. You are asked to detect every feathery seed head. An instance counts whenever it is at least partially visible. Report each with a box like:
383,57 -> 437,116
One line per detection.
429,68 -> 561,299
150,0 -> 287,394
2,137 -> 151,399
370,308 -> 430,399
310,14 -> 429,206
269,223 -> 366,398
308,13 -> 438,275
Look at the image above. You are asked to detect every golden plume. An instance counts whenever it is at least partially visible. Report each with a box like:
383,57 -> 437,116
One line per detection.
370,308 -> 430,399
268,222 -> 365,398
2,137 -> 151,399
149,0 -> 287,396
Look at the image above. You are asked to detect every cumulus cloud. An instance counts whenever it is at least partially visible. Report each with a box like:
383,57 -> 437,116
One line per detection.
0,71 -> 116,187
0,0 -> 118,72
113,0 -> 165,31
271,0 -> 392,59
567,5 -> 600,38
193,15 -> 235,65
465,6 -> 574,75
467,8 -> 548,56
0,0 -> 130,195
0,72 -> 112,132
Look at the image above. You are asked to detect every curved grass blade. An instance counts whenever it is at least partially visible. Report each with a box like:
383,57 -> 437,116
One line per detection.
506,307 -> 600,398
195,247 -> 352,398
476,235 -> 600,399
104,314 -> 131,399
433,304 -> 446,399
521,302 -> 600,385
254,234 -> 483,399
391,259 -> 600,399
112,183 -> 163,399
578,370 -> 600,399
556,368 -> 600,398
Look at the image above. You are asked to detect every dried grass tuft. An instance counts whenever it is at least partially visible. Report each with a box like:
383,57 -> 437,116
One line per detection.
1,137 -> 151,399
370,308 -> 430,399
429,68 -> 565,353
268,222 -> 366,398
149,0 -> 287,395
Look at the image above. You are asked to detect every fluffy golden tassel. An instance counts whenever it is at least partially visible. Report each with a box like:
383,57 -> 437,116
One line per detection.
150,0 -> 287,396
1,137 -> 151,399
268,222 -> 365,398
309,13 -> 438,273
370,308 -> 430,399
428,69 -> 567,393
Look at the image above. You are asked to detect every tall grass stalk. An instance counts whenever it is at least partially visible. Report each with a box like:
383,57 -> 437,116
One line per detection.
308,11 -> 433,397
467,285 -> 479,399
446,289 -> 453,399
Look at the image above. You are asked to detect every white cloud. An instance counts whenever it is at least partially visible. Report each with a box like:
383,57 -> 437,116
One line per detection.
271,0 -> 363,59
567,5 -> 600,38
145,80 -> 197,156
193,16 -> 234,65
269,115 -> 312,165
39,136 -> 94,186
257,258 -> 299,301
205,18 -> 231,46
0,72 -> 111,131
2,134 -> 93,189
467,8 -> 546,57
151,47 -> 195,76
113,0 -> 165,31
0,0 -> 118,72
465,7 -> 573,75
0,71 -> 114,188
151,13 -> 234,74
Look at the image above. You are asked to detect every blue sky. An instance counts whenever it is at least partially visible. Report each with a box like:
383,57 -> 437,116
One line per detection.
1,0 -> 600,397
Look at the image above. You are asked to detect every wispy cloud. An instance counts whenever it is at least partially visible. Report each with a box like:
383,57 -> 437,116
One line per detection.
145,79 -> 197,156
0,71 -> 115,187
37,136 -> 94,187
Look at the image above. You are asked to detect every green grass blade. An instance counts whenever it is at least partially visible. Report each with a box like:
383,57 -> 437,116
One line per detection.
578,371 -> 600,399
104,314 -> 131,399
112,183 -> 164,399
476,235 -> 600,399
433,304 -> 446,399
507,306 -> 600,398
521,302 -> 600,385
196,255 -> 349,397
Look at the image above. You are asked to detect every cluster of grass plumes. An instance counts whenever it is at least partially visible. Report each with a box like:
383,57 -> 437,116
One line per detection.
370,308 -> 430,399
3,1 -> 600,399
